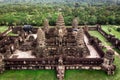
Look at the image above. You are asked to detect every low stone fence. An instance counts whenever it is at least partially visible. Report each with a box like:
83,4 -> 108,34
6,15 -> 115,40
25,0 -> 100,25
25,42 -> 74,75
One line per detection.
85,31 -> 105,58
97,27 -> 120,49
4,57 -> 103,70
12,26 -> 23,34
0,36 -> 18,56
88,27 -> 97,31
12,26 -> 38,34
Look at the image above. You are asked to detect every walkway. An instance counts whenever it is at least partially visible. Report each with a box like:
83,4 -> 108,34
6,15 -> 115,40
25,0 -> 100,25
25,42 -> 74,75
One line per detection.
10,50 -> 35,58
84,35 -> 100,58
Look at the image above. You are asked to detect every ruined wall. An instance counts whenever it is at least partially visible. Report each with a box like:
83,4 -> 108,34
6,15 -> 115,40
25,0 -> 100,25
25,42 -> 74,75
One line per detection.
84,30 -> 104,57
97,26 -> 120,50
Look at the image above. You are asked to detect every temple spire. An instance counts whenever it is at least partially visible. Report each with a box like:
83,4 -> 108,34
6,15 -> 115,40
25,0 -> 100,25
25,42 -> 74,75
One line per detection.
56,14 -> 65,29
37,28 -> 46,48
43,19 -> 49,33
72,18 -> 79,28
36,28 -> 46,57
55,14 -> 67,46
76,27 -> 84,47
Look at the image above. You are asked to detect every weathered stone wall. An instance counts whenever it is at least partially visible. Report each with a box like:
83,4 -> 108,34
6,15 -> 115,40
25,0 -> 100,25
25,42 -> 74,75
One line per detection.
4,57 -> 103,70
84,31 -> 104,57
0,36 -> 18,58
97,26 -> 120,49
88,27 -> 97,31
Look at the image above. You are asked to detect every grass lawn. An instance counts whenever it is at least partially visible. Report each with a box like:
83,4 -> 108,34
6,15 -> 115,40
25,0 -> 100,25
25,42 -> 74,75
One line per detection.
8,32 -> 18,36
89,30 -> 120,54
64,55 -> 120,80
0,26 -> 8,33
0,70 -> 57,80
89,31 -> 112,46
101,25 -> 120,39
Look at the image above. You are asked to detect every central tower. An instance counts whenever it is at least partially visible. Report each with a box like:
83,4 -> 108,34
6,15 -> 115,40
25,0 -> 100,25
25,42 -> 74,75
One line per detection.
55,14 -> 67,46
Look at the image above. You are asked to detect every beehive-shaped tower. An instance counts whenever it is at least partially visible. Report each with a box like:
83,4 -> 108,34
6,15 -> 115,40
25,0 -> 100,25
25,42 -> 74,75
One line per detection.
43,19 -> 49,33
37,28 -> 46,48
56,14 -> 65,29
56,14 -> 67,35
36,28 -> 46,57
72,18 -> 79,28
76,27 -> 84,47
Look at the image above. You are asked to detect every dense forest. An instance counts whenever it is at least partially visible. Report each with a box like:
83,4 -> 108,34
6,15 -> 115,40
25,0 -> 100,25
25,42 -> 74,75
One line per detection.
0,4 -> 119,26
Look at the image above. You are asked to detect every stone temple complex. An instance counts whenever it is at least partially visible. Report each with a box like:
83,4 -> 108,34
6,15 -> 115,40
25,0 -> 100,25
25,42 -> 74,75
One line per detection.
0,14 -> 116,80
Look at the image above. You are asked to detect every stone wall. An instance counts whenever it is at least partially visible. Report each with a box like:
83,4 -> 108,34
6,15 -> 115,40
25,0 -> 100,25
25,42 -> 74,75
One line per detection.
88,27 -> 97,31
84,31 -> 104,57
97,26 -> 120,50
4,57 -> 103,70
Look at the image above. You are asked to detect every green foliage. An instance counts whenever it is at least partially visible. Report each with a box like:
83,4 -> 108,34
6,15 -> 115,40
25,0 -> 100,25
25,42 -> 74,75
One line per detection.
0,4 -> 120,26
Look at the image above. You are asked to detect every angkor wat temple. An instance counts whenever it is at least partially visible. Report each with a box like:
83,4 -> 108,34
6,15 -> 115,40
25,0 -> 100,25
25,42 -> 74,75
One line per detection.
0,14 -> 116,80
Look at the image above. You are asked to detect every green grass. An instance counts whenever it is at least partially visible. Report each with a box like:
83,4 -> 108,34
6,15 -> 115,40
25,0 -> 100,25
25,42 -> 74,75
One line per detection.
0,26 -> 8,33
89,30 -> 120,54
102,25 -> 120,39
89,31 -> 112,46
64,55 -> 120,80
8,32 -> 18,36
0,70 -> 57,80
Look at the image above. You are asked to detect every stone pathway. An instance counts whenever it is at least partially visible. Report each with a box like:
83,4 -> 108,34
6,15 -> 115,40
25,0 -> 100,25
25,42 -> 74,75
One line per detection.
84,35 -> 100,58
10,50 -> 35,58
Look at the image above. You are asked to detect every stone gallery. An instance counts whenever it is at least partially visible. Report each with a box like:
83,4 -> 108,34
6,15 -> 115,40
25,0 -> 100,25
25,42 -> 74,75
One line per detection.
0,14 -> 116,80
